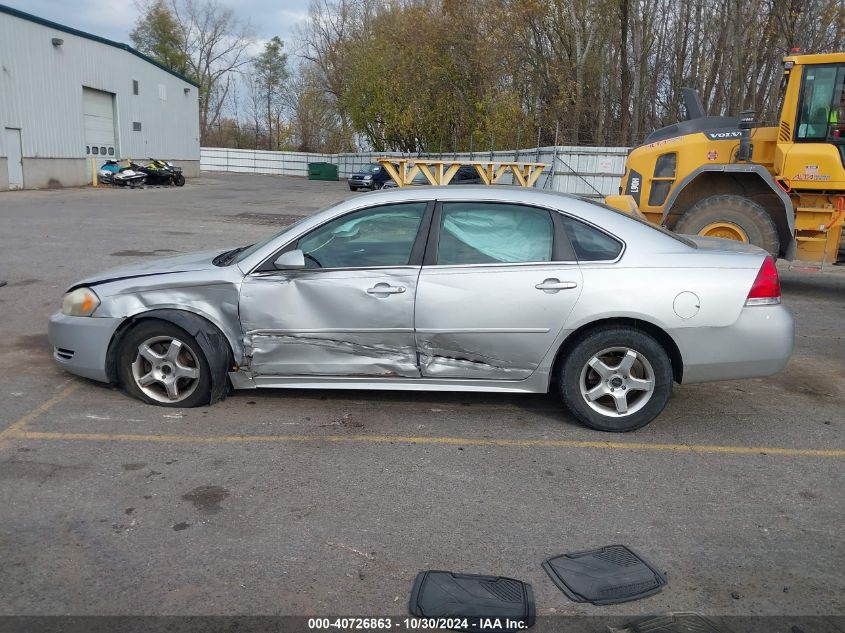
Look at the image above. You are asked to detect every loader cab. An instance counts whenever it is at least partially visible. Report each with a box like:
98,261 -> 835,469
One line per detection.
795,65 -> 845,146
777,54 -> 845,182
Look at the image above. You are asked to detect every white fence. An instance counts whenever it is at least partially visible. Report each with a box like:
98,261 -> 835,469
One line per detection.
200,145 -> 630,198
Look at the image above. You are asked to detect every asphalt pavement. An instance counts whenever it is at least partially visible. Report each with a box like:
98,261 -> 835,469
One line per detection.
0,174 -> 843,630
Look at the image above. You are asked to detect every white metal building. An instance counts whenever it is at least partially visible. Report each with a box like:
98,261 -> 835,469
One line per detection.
0,4 -> 200,191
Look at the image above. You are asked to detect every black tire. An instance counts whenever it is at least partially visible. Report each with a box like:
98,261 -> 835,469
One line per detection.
117,320 -> 212,408
349,185 -> 358,191
559,326 -> 673,432
173,173 -> 185,187
674,194 -> 779,256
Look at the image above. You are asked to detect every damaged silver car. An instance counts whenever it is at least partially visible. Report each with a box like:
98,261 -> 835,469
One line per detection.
48,187 -> 793,431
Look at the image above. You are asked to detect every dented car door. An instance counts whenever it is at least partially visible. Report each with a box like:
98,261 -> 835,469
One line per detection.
415,202 -> 583,379
239,202 -> 432,378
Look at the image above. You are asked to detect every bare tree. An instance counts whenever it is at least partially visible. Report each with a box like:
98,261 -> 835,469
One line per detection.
167,0 -> 255,143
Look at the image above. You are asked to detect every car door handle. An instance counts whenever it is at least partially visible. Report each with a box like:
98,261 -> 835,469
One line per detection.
367,284 -> 406,295
535,279 -> 578,292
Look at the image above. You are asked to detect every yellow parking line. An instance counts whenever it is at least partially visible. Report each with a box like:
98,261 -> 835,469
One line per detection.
0,384 -> 79,444
9,429 -> 845,458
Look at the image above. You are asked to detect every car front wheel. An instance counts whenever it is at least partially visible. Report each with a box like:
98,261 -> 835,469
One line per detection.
559,327 -> 673,432
118,320 -> 211,407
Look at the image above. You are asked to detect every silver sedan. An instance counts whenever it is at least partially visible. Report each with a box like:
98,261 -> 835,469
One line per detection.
48,186 -> 793,432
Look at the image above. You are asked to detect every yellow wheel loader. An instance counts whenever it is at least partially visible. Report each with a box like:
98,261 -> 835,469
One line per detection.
606,52 -> 845,265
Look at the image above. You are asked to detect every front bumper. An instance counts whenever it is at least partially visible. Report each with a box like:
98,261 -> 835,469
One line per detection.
348,178 -> 374,188
675,304 -> 794,384
47,312 -> 124,383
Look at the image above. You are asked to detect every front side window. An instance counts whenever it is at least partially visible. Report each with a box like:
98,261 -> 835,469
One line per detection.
436,203 -> 553,265
560,215 -> 623,261
797,64 -> 845,141
297,203 -> 426,269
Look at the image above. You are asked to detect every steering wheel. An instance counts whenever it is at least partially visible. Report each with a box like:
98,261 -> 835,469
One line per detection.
303,252 -> 322,268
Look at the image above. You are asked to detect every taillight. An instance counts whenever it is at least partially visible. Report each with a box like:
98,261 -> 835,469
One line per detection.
745,256 -> 781,305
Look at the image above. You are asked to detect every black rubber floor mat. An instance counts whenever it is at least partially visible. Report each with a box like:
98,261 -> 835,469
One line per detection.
409,570 -> 535,631
542,545 -> 667,605
608,613 -> 731,633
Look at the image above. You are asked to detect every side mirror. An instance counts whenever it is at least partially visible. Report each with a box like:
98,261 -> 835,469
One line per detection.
273,249 -> 306,270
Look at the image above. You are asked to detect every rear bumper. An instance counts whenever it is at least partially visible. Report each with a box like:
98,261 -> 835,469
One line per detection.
47,312 -> 124,383
675,304 -> 794,384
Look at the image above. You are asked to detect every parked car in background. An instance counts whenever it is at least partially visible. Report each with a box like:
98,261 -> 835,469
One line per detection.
382,165 -> 482,189
348,163 -> 394,190
48,186 -> 793,432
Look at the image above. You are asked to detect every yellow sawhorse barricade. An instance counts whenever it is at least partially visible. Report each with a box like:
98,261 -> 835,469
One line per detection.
378,158 -> 547,188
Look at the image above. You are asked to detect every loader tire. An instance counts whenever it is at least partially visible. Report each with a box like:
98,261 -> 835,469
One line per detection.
675,195 -> 779,256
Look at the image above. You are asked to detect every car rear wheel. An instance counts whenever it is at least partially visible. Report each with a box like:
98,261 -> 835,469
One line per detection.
559,327 -> 673,432
118,320 -> 211,407
674,194 -> 779,256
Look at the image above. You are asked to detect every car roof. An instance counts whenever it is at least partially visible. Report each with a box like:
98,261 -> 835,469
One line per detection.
358,186 -> 598,213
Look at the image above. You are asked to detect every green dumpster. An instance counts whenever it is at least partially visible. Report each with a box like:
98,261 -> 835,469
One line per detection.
307,162 -> 339,181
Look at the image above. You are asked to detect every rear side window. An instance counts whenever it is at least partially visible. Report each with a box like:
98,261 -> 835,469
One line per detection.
437,202 -> 553,265
560,216 -> 623,261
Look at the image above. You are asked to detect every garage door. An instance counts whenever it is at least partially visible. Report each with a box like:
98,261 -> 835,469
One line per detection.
83,87 -> 117,160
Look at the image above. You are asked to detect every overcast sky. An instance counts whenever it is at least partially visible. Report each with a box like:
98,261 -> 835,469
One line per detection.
4,0 -> 310,51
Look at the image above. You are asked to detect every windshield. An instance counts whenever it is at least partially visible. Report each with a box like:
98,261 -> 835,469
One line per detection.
581,197 -> 697,248
231,212 -> 323,265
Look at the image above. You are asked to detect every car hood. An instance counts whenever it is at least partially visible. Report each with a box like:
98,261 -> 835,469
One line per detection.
350,171 -> 374,177
72,248 -> 229,289
683,235 -> 766,255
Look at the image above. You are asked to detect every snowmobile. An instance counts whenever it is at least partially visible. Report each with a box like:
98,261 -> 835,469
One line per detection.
132,159 -> 185,186
97,160 -> 122,185
97,159 -> 146,187
112,168 -> 146,188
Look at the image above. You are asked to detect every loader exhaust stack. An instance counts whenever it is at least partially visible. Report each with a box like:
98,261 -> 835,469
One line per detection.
737,110 -> 756,162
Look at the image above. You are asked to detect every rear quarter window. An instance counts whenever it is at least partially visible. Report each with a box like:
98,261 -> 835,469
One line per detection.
580,198 -> 697,249
560,216 -> 623,261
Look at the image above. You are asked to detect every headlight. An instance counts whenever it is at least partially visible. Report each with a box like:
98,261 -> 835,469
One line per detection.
61,287 -> 101,316
363,175 -> 373,180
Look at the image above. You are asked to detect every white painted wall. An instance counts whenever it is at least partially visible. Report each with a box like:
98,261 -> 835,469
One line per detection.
0,8 -> 199,163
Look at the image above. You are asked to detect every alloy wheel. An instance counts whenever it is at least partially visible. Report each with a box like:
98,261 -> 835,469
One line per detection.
130,335 -> 201,404
578,347 -> 656,417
